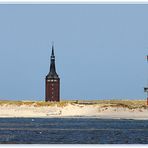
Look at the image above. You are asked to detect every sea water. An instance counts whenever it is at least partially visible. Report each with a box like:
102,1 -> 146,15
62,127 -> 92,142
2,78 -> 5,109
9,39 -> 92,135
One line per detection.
0,117 -> 148,144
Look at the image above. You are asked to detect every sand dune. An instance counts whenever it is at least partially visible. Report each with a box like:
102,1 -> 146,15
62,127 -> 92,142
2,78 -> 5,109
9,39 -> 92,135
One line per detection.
0,102 -> 148,119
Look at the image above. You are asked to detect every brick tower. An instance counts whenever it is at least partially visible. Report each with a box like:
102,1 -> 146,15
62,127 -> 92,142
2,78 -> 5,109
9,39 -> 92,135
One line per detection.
45,45 -> 60,102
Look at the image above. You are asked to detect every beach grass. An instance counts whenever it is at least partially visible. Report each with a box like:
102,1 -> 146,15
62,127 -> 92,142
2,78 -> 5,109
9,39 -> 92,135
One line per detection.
0,99 -> 147,109
0,100 -> 75,107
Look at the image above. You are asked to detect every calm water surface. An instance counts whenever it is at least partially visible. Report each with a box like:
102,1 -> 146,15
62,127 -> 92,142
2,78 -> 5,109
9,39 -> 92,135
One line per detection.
0,118 -> 148,144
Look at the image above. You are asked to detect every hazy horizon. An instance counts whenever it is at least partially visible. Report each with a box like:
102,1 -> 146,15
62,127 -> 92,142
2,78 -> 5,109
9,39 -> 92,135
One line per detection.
0,4 -> 148,101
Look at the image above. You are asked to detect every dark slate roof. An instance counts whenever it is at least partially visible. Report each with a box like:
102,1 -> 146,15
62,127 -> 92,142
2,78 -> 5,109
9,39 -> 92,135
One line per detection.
46,45 -> 59,79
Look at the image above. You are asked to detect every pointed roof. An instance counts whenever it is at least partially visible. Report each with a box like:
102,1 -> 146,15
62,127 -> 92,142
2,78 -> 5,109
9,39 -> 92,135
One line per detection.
46,44 -> 59,79
51,45 -> 54,56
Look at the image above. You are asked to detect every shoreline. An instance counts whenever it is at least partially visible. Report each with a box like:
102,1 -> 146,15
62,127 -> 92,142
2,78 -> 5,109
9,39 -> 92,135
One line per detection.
0,116 -> 147,120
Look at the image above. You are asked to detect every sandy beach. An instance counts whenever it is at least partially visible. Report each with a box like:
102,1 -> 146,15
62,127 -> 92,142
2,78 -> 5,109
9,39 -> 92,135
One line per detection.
0,101 -> 148,119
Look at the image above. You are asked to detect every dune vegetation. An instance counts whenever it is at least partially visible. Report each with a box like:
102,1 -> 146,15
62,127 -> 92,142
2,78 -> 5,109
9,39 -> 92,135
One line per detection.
0,99 -> 147,109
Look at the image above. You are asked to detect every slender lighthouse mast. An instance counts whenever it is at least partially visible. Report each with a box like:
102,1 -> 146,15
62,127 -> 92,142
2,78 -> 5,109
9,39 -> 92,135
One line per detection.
144,55 -> 148,105
45,45 -> 60,102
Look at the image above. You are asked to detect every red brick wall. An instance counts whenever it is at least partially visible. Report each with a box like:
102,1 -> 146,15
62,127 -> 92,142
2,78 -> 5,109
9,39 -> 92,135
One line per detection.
45,78 -> 60,102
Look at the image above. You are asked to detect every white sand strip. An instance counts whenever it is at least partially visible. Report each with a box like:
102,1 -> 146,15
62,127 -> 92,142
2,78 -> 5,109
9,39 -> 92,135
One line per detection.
0,104 -> 148,119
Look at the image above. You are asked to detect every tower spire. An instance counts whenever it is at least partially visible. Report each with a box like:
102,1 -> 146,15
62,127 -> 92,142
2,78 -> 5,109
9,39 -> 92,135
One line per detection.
46,44 -> 58,78
51,42 -> 54,57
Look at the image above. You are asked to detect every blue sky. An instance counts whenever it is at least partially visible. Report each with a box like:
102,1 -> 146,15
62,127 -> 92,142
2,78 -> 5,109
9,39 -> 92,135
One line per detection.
0,4 -> 148,100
